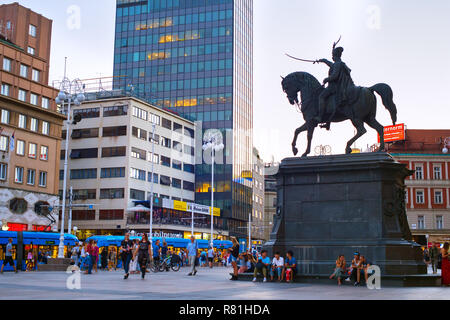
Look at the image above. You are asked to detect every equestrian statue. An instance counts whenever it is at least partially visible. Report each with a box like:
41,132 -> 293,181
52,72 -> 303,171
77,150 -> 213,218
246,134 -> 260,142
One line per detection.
282,37 -> 397,157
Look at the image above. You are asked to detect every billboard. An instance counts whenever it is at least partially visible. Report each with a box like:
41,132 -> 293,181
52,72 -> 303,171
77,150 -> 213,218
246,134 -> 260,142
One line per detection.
378,123 -> 406,143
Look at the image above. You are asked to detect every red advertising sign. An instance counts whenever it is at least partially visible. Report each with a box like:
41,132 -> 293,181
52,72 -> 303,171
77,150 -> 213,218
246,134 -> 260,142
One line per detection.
378,123 -> 406,143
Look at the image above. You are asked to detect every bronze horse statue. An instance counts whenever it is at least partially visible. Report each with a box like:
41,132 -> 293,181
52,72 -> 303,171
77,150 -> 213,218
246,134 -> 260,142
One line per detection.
281,71 -> 397,157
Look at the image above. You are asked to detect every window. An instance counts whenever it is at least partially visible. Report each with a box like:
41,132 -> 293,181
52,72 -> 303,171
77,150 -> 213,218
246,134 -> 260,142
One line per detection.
42,97 -> 49,109
73,108 -> 100,119
132,126 -> 147,140
99,210 -> 124,220
103,126 -> 127,137
1,84 -> 10,96
161,117 -> 172,129
18,114 -> 27,129
20,65 -> 28,78
173,141 -> 182,153
149,113 -> 160,125
160,175 -> 171,186
16,140 -> 25,156
130,189 -> 145,200
161,156 -> 171,167
31,69 -> 40,82
3,58 -> 11,72
70,148 -> 98,159
131,147 -> 146,160
416,190 -> 425,204
0,136 -> 8,151
40,146 -> 48,161
1,109 -> 10,124
15,167 -> 24,183
436,216 -> 443,230
30,118 -> 38,131
148,152 -> 159,164
71,128 -> 99,139
73,189 -> 96,200
184,163 -> 195,174
172,178 -> 182,189
28,143 -> 37,158
103,105 -> 128,117
132,106 -> 147,120
172,159 -> 182,170
418,216 -> 425,229
0,163 -> 7,180
10,198 -> 28,214
434,190 -> 443,204
18,89 -> 27,102
27,169 -> 35,185
41,121 -> 49,135
72,210 -> 95,221
27,47 -> 35,55
100,188 -> 124,199
102,146 -> 126,158
149,133 -> 160,145
184,145 -> 194,156
148,172 -> 159,183
433,166 -> 441,180
70,169 -> 97,179
183,181 -> 194,192
30,93 -> 38,105
161,136 -> 171,148
130,168 -> 146,181
173,122 -> 182,133
101,167 -> 125,178
29,24 -> 37,37
38,171 -> 47,187
184,127 -> 194,138
415,166 -> 423,180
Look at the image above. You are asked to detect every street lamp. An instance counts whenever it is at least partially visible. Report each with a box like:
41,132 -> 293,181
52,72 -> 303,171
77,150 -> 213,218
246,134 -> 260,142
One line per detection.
149,123 -> 156,244
55,61 -> 85,259
202,133 -> 224,248
442,137 -> 450,154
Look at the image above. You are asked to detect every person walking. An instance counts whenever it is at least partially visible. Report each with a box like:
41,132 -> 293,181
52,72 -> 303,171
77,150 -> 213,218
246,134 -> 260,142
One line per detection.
130,239 -> 139,274
229,237 -> 240,280
121,233 -> 133,279
152,239 -> 161,269
135,233 -> 151,279
207,246 -> 215,268
1,238 -> 18,274
430,243 -> 440,274
441,242 -> 450,286
100,247 -> 108,270
186,236 -> 199,276
85,240 -> 95,274
71,243 -> 80,267
108,248 -> 117,271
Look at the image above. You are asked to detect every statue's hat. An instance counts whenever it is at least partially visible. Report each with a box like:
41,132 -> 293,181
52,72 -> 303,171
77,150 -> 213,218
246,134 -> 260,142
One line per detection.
332,47 -> 344,57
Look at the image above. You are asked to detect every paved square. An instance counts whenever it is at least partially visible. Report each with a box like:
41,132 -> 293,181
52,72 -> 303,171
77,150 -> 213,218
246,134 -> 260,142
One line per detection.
0,267 -> 448,300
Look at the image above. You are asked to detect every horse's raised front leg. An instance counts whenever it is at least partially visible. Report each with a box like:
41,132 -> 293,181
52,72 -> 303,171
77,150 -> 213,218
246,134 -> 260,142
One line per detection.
345,120 -> 367,154
302,124 -> 316,157
292,123 -> 308,156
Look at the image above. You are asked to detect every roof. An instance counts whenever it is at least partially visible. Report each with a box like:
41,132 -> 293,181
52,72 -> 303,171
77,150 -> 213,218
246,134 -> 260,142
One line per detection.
386,129 -> 450,154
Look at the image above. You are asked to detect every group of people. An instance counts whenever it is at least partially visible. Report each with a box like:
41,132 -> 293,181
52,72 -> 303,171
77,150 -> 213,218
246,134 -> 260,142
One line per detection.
423,242 -> 450,286
329,252 -> 372,286
227,237 -> 298,283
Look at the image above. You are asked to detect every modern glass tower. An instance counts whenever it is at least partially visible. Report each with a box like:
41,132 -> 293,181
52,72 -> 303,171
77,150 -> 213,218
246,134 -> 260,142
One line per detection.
113,0 -> 253,238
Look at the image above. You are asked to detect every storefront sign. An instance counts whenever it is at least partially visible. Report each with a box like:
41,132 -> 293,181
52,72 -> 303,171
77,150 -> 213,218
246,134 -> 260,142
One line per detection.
378,123 -> 406,143
162,199 -> 220,216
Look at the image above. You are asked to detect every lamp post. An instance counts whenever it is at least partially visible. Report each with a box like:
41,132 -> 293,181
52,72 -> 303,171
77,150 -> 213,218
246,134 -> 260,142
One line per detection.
202,134 -> 224,248
148,123 -> 156,243
55,63 -> 85,259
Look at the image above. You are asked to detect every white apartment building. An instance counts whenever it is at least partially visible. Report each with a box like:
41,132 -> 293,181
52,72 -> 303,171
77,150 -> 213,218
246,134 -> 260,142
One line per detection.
59,96 -> 197,239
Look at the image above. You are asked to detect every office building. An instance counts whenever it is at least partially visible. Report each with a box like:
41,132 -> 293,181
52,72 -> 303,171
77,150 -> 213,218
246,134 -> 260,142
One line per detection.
252,147 -> 265,242
113,0 -> 253,238
0,2 -> 62,232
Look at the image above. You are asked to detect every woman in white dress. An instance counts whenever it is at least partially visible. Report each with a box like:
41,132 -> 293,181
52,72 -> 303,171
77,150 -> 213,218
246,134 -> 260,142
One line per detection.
129,239 -> 139,274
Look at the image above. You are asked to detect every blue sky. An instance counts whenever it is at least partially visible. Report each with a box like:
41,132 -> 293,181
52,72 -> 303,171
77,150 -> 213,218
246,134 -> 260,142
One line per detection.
3,0 -> 449,161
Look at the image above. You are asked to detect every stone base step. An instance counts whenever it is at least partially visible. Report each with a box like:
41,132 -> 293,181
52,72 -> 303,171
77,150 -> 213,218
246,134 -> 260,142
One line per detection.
234,273 -> 442,287
37,258 -> 73,272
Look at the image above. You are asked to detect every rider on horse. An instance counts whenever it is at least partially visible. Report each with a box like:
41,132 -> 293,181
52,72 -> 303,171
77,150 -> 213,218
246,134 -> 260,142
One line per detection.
314,46 -> 354,127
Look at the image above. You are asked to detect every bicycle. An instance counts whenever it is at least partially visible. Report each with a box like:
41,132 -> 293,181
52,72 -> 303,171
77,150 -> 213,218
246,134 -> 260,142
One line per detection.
150,255 -> 181,272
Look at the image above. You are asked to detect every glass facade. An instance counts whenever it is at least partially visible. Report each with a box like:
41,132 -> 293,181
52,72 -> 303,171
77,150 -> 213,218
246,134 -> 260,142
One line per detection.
113,0 -> 253,237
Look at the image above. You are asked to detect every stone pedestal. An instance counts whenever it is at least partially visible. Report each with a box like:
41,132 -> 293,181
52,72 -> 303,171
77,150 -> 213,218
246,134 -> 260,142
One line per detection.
37,258 -> 73,272
264,153 -> 428,278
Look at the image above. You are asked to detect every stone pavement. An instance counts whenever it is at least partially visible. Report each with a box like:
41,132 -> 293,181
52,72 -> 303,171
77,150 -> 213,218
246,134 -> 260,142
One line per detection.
0,267 -> 448,300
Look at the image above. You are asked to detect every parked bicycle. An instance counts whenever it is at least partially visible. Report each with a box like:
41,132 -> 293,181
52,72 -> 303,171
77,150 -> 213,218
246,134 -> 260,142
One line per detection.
150,254 -> 181,272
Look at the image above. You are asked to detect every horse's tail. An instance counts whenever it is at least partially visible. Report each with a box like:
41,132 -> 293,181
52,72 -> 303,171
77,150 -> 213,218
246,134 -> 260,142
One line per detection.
369,83 -> 397,125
